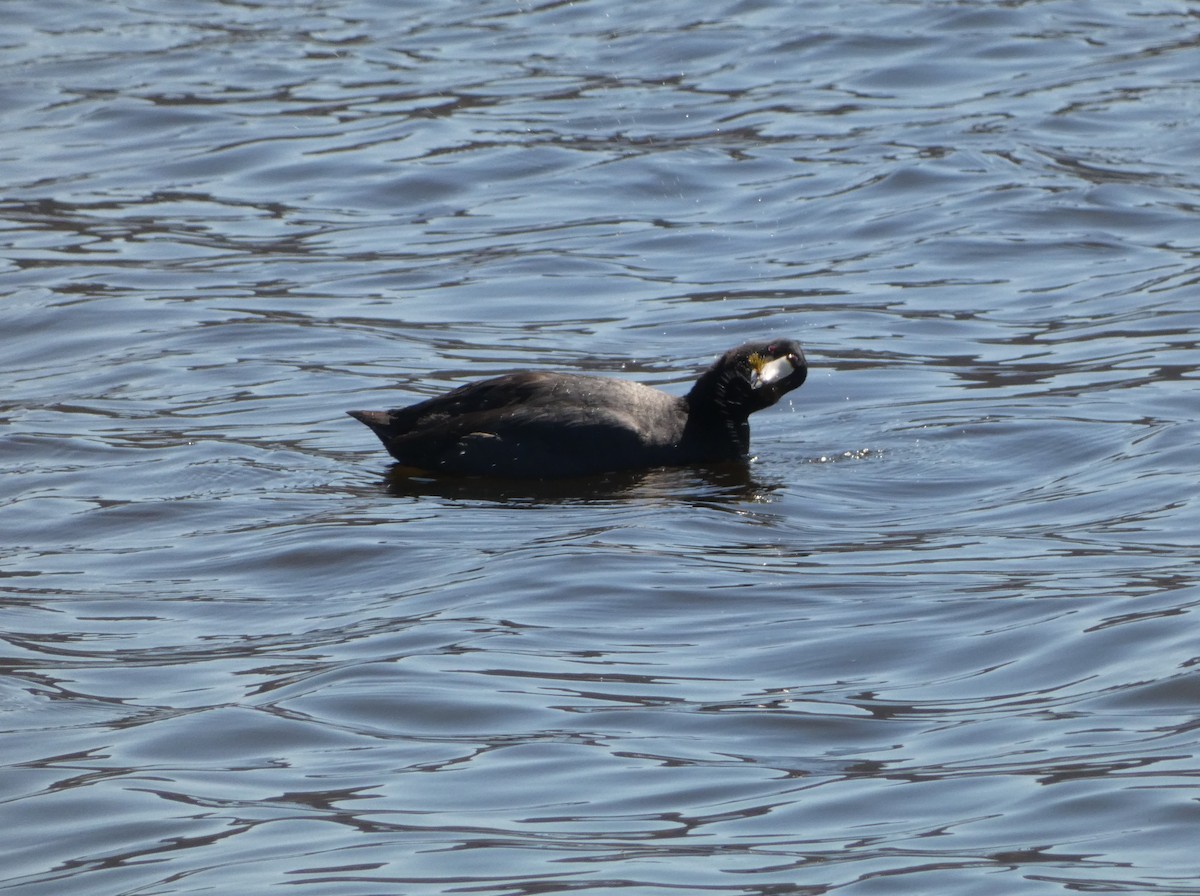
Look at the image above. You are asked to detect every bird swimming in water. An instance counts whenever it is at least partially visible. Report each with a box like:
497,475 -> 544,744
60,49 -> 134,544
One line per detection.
349,338 -> 807,478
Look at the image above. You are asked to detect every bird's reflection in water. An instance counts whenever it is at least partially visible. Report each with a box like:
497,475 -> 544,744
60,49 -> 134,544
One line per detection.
382,459 -> 780,507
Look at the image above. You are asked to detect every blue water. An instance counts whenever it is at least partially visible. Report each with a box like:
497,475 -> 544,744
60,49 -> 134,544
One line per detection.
3,1 -> 1199,894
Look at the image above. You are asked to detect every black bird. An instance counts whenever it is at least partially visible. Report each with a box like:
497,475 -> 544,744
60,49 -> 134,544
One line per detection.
348,338 -> 807,478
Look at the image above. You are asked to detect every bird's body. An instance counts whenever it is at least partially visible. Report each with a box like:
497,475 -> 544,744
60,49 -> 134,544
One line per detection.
349,339 -> 807,478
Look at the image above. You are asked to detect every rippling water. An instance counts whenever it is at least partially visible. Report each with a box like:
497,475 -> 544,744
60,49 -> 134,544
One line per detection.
3,1 -> 1199,894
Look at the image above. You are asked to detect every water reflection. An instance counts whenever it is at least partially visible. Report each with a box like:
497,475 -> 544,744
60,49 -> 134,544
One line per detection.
382,459 -> 776,505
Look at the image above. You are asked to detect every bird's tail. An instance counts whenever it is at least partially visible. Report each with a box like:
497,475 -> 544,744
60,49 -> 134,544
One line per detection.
347,410 -> 393,441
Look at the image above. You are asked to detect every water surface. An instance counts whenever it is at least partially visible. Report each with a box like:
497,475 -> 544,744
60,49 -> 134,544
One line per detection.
2,1 -> 1199,894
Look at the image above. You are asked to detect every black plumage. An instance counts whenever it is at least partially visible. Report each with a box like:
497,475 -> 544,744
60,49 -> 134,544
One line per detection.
349,339 -> 807,478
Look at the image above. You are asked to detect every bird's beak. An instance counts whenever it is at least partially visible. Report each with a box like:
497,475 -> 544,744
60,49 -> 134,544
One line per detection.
750,354 -> 798,389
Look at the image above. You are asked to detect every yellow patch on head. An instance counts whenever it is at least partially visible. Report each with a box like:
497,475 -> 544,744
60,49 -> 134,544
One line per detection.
747,352 -> 767,372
